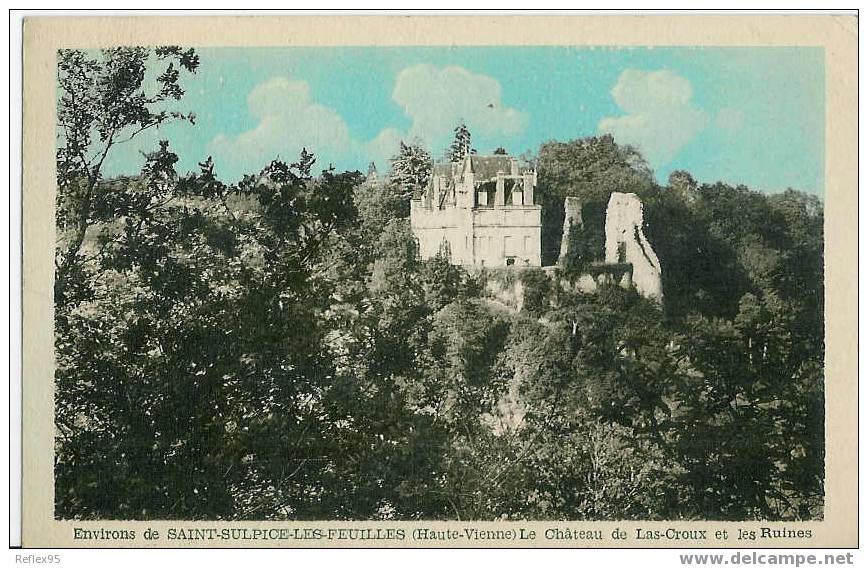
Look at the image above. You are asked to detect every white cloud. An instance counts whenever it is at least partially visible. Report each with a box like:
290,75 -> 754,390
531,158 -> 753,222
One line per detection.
210,65 -> 527,179
210,77 -> 355,177
599,69 -> 707,167
390,64 -> 527,149
362,127 -> 404,166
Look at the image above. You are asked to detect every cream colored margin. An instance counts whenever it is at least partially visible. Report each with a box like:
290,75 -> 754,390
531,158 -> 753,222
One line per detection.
21,14 -> 858,548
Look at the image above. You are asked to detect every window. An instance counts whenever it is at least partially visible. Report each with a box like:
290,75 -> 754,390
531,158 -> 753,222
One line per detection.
504,179 -> 517,205
476,181 -> 496,207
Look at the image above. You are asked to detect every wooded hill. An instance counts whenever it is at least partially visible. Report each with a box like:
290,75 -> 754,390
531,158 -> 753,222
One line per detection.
54,47 -> 824,521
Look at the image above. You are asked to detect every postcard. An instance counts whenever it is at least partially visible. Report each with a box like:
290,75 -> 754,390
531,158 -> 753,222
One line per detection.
19,14 -> 857,548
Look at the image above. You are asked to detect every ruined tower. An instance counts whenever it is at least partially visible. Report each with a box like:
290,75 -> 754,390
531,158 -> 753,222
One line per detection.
558,197 -> 583,265
604,192 -> 663,302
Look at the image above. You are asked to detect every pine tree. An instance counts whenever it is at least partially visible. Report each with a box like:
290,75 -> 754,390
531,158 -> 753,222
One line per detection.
446,121 -> 476,162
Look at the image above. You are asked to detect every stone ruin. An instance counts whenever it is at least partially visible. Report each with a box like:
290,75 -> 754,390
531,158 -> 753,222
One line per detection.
604,192 -> 663,302
558,192 -> 663,303
558,196 -> 583,262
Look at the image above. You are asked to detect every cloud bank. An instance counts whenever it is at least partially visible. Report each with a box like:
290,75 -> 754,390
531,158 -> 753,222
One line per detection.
210,77 -> 357,176
392,64 -> 527,146
209,65 -> 527,179
598,69 -> 707,167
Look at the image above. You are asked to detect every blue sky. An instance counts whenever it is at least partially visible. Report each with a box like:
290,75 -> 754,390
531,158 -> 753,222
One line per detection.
103,46 -> 825,195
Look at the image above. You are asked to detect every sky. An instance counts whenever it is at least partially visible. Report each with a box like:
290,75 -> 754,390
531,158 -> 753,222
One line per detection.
102,46 -> 825,196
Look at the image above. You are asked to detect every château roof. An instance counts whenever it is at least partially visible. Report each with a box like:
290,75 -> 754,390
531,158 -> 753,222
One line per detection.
429,155 -> 517,183
432,162 -> 457,179
466,155 -> 514,180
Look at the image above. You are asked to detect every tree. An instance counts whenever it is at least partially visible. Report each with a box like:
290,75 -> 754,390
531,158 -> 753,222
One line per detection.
479,310 -> 683,520
667,169 -> 699,202
419,245 -> 463,312
642,184 -> 747,320
389,140 -> 432,199
536,135 -> 654,265
55,47 -> 200,304
55,146 -> 368,519
446,121 -> 476,162
519,269 -> 551,317
353,170 -> 408,258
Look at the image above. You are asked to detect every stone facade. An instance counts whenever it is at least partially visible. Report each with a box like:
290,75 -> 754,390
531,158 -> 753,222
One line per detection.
410,154 -> 542,268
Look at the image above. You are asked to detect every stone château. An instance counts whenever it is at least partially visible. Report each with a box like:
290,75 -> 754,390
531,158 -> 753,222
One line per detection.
410,154 -> 542,267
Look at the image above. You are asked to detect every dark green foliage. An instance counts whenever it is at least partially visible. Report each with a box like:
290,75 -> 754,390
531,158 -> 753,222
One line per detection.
561,220 -> 603,276
519,269 -> 550,316
535,135 -> 654,265
55,147 -> 365,519
56,47 -> 199,302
